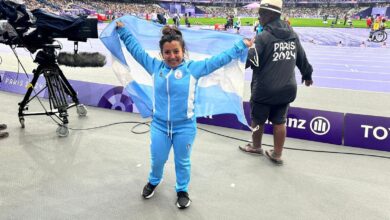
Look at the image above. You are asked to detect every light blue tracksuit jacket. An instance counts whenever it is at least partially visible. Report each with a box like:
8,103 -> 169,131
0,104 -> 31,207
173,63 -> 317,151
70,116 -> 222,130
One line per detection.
118,27 -> 247,192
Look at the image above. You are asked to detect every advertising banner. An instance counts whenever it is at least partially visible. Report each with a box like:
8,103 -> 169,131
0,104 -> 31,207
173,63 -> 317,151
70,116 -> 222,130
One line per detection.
0,71 -> 134,113
3,71 -> 389,150
198,103 -> 344,145
0,70 -> 47,97
344,114 -> 390,151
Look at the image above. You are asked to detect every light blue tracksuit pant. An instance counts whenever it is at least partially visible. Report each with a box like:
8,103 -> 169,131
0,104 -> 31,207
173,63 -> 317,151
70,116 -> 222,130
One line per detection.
148,117 -> 196,192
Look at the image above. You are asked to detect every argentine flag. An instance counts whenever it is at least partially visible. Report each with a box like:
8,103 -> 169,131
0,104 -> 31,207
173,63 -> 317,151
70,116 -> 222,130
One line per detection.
100,15 -> 249,126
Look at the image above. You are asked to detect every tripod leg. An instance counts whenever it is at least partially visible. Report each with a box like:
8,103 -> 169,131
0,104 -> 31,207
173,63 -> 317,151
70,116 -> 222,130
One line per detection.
46,70 -> 68,110
45,68 -> 70,137
56,66 -> 88,116
18,68 -> 42,128
57,67 -> 79,104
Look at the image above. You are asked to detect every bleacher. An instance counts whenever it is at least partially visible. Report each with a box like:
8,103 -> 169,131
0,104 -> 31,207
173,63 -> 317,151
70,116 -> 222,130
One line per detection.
23,0 -> 390,20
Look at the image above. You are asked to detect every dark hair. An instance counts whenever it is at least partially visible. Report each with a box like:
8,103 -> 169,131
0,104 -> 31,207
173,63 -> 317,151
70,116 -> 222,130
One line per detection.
159,25 -> 186,54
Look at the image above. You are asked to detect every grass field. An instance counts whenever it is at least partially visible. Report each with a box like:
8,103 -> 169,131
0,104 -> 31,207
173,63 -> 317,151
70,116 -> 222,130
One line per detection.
168,17 -> 390,28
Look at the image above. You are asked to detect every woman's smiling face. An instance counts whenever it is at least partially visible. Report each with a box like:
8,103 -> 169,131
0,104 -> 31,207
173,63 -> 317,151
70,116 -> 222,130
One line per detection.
162,40 -> 184,68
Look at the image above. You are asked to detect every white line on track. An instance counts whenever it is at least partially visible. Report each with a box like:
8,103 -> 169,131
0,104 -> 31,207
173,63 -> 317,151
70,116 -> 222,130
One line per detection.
298,84 -> 390,94
313,76 -> 390,83
309,62 -> 384,68
314,68 -> 390,75
310,57 -> 389,63
307,53 -> 390,58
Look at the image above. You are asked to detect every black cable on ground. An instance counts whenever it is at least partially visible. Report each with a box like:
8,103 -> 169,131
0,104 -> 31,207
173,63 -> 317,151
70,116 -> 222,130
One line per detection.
43,118 -> 390,160
65,121 -> 151,134
197,127 -> 390,160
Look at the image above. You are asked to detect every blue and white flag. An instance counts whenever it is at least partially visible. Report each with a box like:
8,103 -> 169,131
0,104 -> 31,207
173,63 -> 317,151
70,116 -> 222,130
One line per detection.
100,15 -> 248,126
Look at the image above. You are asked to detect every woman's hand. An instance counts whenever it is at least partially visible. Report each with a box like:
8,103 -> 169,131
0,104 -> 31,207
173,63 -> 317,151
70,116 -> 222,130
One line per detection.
243,38 -> 255,48
116,21 -> 125,29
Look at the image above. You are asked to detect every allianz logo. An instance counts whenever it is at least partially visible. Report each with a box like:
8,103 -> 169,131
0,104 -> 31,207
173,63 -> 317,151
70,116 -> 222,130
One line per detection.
361,125 -> 390,141
265,116 -> 330,135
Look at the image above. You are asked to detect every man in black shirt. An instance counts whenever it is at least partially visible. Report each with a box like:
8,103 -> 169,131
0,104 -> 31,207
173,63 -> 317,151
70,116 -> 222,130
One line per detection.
239,0 -> 313,165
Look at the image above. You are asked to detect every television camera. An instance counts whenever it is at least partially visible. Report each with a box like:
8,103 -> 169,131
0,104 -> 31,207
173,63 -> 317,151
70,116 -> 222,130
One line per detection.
0,0 -> 105,137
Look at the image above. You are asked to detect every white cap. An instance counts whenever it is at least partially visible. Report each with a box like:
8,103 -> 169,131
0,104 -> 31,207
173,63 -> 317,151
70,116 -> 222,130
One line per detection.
260,0 -> 283,14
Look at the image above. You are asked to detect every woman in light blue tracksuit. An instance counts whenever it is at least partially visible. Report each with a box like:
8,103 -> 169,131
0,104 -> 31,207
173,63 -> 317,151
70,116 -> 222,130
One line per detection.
116,22 -> 252,209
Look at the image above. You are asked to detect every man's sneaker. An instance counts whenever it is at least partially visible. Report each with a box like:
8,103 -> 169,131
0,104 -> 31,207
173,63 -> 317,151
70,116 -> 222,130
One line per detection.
142,182 -> 157,199
0,131 -> 9,139
176,191 -> 191,209
0,124 -> 7,130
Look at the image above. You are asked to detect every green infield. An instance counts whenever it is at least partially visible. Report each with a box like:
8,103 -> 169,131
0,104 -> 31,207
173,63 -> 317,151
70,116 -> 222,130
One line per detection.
168,17 -> 390,28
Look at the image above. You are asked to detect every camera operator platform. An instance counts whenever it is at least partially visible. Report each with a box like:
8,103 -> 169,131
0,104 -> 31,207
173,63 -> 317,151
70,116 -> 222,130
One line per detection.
17,43 -> 88,137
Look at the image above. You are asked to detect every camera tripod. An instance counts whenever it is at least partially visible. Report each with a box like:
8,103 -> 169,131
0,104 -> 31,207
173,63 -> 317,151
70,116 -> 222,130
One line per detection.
17,44 -> 87,137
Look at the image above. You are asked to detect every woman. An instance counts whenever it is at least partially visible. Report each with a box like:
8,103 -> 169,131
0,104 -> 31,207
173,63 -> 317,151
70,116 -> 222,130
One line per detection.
116,22 -> 252,209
